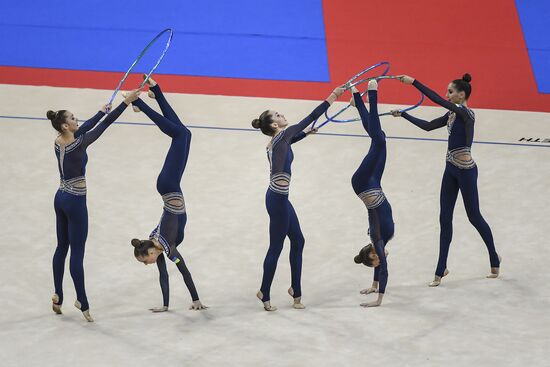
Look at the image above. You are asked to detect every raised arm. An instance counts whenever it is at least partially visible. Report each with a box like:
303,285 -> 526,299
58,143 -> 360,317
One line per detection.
82,90 -> 140,147
74,109 -> 106,138
284,86 -> 345,138
290,127 -> 319,144
399,76 -> 472,123
81,102 -> 126,147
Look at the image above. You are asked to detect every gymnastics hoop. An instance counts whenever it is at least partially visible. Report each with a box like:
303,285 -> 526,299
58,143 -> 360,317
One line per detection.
312,62 -> 424,128
107,28 -> 174,106
343,61 -> 392,90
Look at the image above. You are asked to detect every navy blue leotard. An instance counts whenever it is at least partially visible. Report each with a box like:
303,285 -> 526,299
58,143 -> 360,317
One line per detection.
53,102 -> 128,311
402,80 -> 499,276
259,101 -> 330,302
133,84 -> 199,305
351,90 -> 394,294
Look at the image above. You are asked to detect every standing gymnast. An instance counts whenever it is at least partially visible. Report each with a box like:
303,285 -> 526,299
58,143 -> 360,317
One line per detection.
391,74 -> 500,286
351,80 -> 394,308
129,76 -> 206,312
252,85 -> 345,311
49,89 -> 141,322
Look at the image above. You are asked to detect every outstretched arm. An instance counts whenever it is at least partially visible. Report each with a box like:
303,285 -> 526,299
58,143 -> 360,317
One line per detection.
82,90 -> 141,147
74,108 -> 107,137
398,76 -> 472,123
412,80 -> 471,121
81,102 -> 127,147
290,127 -> 318,144
284,86 -> 345,138
150,254 -> 170,312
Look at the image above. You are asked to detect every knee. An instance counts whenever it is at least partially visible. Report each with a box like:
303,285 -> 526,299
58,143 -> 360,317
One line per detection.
156,177 -> 172,195
183,126 -> 191,138
55,242 -> 70,254
175,125 -> 191,138
291,235 -> 305,250
371,135 -> 386,146
266,243 -> 284,258
466,210 -> 484,226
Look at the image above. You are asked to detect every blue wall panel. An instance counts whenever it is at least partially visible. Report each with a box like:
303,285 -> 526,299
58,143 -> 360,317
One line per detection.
0,0 -> 330,82
515,0 -> 550,93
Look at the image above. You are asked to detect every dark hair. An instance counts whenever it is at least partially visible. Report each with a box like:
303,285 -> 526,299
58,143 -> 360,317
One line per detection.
251,110 -> 276,136
354,244 -> 375,267
47,110 -> 68,132
451,73 -> 472,100
131,238 -> 155,258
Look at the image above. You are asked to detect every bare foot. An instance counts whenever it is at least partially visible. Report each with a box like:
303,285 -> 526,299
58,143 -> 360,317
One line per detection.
429,269 -> 449,287
121,91 -> 141,112
487,255 -> 502,278
143,74 -> 157,98
256,291 -> 277,311
74,301 -> 94,322
360,293 -> 384,308
368,79 -> 378,91
52,294 -> 62,315
143,73 -> 157,87
288,288 -> 305,309
149,306 -> 169,313
360,300 -> 381,308
360,287 -> 378,295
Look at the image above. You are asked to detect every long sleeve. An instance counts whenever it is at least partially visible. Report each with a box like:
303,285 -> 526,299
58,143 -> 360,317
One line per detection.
372,240 -> 388,294
156,254 -> 170,307
82,102 -> 128,147
284,101 -> 330,138
412,80 -> 472,123
464,119 -> 474,147
290,131 -> 307,144
401,112 -> 448,131
169,247 -> 199,301
75,111 -> 105,138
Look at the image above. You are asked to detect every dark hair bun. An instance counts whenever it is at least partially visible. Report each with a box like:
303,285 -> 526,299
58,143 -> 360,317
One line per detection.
131,238 -> 142,247
354,255 -> 363,264
251,119 -> 261,129
47,110 -> 57,121
462,73 -> 472,83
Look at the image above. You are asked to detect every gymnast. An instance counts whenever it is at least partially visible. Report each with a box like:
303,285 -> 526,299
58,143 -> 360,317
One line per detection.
48,89 -> 141,321
351,80 -> 394,308
251,85 -> 345,311
391,74 -> 500,286
129,76 -> 206,312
